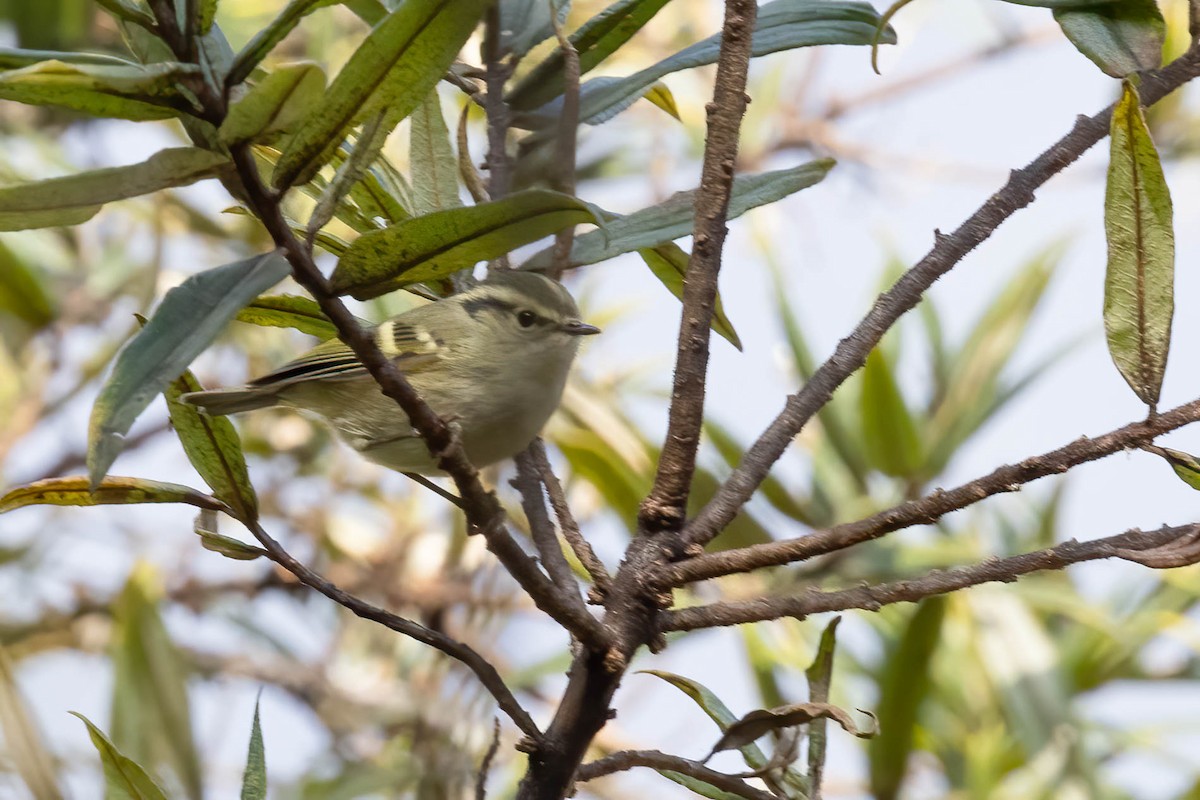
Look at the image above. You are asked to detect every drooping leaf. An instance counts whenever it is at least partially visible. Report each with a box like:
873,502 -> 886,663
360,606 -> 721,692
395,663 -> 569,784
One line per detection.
859,346 -> 922,477
194,510 -> 266,560
498,0 -> 568,59
638,243 -> 742,350
240,699 -> 267,800
0,476 -> 225,515
524,160 -> 833,270
0,147 -> 229,231
0,47 -> 138,69
226,0 -> 337,86
94,0 -> 159,27
706,702 -> 875,760
166,369 -> 260,524
235,294 -> 337,339
643,81 -> 681,120
272,0 -> 491,188
513,0 -> 893,128
331,190 -> 598,299
409,90 -> 462,214
806,617 -> 841,800
868,598 -> 944,800
219,62 -> 326,145
88,252 -> 291,487
0,59 -> 199,120
109,565 -> 203,800
1143,445 -> 1200,491
71,712 -> 169,800
1054,0 -> 1164,77
657,771 -> 749,800
1103,81 -> 1174,407
507,0 -> 676,111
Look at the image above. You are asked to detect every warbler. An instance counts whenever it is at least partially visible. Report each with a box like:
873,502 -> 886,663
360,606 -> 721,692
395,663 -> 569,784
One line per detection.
182,271 -> 599,474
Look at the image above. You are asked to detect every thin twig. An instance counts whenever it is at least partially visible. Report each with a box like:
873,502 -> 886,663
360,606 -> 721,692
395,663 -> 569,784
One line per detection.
662,523 -> 1200,631
403,472 -> 465,509
680,43 -> 1200,551
667,396 -> 1200,585
548,0 -> 581,279
512,452 -> 586,605
529,439 -> 611,599
243,518 -> 543,740
482,5 -> 514,210
476,718 -> 502,800
638,0 -> 758,535
574,749 -> 777,800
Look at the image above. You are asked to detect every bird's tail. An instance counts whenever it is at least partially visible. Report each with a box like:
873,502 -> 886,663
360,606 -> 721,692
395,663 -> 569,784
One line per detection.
180,387 -> 280,416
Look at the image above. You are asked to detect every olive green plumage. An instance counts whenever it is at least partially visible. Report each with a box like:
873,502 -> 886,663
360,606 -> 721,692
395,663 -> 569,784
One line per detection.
182,271 -> 599,474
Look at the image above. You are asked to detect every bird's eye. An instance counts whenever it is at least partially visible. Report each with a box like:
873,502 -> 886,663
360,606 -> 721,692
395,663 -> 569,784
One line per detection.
517,310 -> 538,328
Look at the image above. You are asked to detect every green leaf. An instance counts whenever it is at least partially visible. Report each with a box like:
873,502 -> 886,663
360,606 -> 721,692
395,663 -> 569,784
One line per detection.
240,699 -> 267,800
868,598 -> 944,800
109,565 -> 202,800
507,0 -> 676,111
513,0 -> 893,128
272,0 -> 491,189
0,147 -> 229,232
409,90 -> 462,214
226,0 -> 337,87
638,243 -> 741,350
525,160 -> 833,269
0,59 -> 199,120
1054,0 -> 1164,77
0,241 -> 55,329
707,702 -> 873,758
1104,81 -> 1174,407
1143,445 -> 1200,491
235,294 -> 337,339
860,346 -> 922,477
331,190 -> 598,299
0,47 -> 138,69
498,0 -> 567,59
657,771 -> 748,800
70,712 -> 169,800
806,616 -> 841,800
1001,0 -> 1120,6
88,252 -> 291,487
198,0 -> 218,34
166,369 -> 260,524
94,0 -> 159,27
0,647 -> 66,800
0,476 -> 225,515
219,62 -> 326,145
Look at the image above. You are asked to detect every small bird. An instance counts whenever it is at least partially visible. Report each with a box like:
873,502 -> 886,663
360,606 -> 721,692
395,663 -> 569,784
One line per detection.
182,271 -> 599,474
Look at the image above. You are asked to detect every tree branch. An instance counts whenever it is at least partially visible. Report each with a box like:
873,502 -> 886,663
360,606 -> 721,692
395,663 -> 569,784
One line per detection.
681,43 -> 1200,551
241,518 -> 542,740
667,396 -> 1200,585
663,523 -> 1200,631
512,452 -> 589,611
548,0 -> 580,279
639,0 -> 758,534
574,749 -> 777,800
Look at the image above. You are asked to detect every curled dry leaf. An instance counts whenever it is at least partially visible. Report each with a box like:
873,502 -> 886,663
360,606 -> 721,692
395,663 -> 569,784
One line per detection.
704,702 -> 876,762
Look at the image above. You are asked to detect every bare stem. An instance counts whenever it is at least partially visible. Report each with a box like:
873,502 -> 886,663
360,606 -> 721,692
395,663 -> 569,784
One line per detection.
575,750 -> 778,800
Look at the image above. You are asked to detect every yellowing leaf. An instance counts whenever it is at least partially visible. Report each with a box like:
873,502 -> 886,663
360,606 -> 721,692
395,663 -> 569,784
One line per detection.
0,476 -> 224,515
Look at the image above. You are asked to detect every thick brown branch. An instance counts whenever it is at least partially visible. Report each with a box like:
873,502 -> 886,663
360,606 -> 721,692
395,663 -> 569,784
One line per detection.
243,519 -> 542,740
639,0 -> 758,534
574,749 -> 777,800
682,44 -> 1200,550
663,523 -> 1200,631
668,396 -> 1200,585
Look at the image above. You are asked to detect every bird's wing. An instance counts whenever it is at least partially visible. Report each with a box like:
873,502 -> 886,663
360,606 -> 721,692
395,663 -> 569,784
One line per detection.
248,320 -> 444,388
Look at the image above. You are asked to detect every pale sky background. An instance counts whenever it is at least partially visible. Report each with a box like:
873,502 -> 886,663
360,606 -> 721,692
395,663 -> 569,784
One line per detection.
5,0 -> 1200,798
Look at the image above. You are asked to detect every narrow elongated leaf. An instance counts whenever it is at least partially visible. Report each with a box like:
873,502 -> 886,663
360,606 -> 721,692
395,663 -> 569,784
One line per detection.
0,47 -> 137,69
498,0 -> 567,58
236,294 -> 337,339
332,190 -> 598,298
868,598 -> 944,800
0,147 -> 229,232
0,59 -> 199,120
240,700 -> 267,800
806,617 -> 841,800
228,0 -> 338,86
657,771 -> 747,800
706,702 -> 874,760
166,369 -> 259,524
638,243 -> 742,350
0,242 -> 55,329
1143,445 -> 1200,491
526,161 -> 832,270
1002,0 -> 1120,6
1104,82 -> 1174,407
0,647 -> 66,800
1054,0 -> 1164,77
110,566 -> 202,800
507,0 -> 675,111
0,476 -> 225,515
95,0 -> 159,27
860,346 -> 922,477
272,0 -> 491,189
220,63 -> 326,144
88,252 -> 291,487
409,90 -> 462,214
70,712 -> 169,800
513,0 -> 893,128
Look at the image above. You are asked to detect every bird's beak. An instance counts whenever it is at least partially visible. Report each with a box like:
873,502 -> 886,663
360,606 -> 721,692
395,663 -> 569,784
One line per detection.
562,319 -> 602,336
